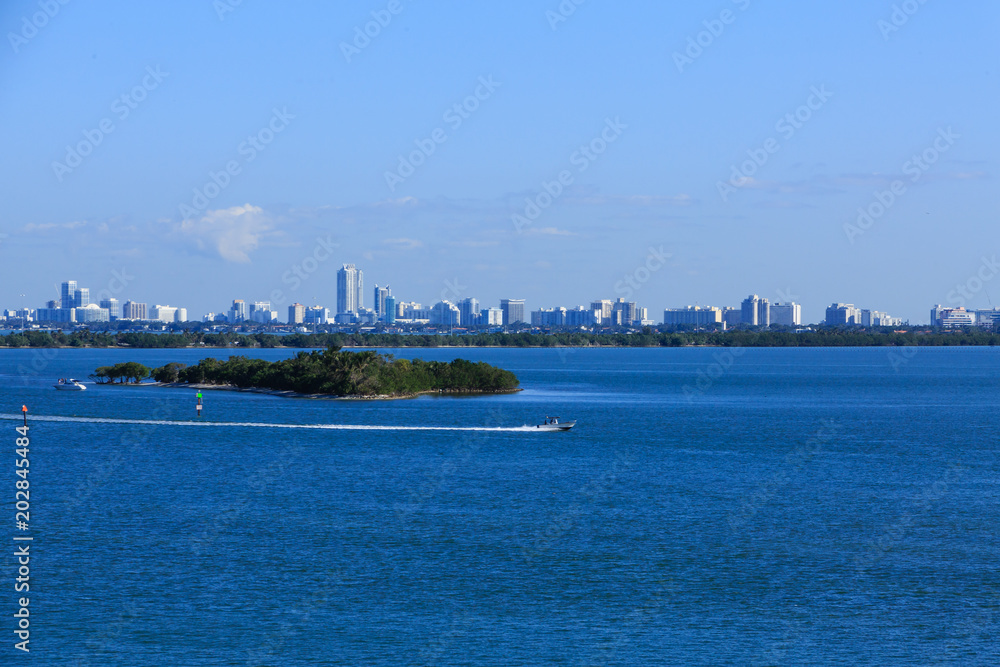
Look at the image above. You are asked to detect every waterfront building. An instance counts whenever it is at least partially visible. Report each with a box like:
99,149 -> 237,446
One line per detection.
123,301 -> 147,320
384,296 -> 397,324
590,300 -> 612,325
337,264 -> 364,314
531,307 -> 568,327
938,307 -> 975,328
61,281 -> 77,309
612,298 -> 638,326
36,307 -> 75,323
741,295 -> 770,327
149,305 -> 178,323
663,306 -> 723,326
930,304 -> 946,326
825,303 -> 861,326
721,307 -> 742,328
228,299 -> 249,323
564,306 -> 597,327
430,301 -> 461,326
373,285 -> 391,320
288,303 -> 305,324
458,298 -> 480,327
174,308 -> 188,323
99,298 -> 121,320
975,309 -> 1000,328
483,308 -> 503,326
770,302 -> 802,327
304,306 -> 330,325
500,298 -> 525,325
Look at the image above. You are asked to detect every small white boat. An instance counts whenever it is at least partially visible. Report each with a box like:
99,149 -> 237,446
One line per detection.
535,416 -> 575,431
54,378 -> 87,391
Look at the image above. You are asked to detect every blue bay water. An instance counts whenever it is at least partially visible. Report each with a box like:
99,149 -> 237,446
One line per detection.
1,346 -> 999,665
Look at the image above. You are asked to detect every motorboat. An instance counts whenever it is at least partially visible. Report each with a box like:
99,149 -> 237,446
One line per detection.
535,416 -> 575,431
54,378 -> 87,391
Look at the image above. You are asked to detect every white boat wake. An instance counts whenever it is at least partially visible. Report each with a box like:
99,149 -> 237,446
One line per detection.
0,413 -> 537,432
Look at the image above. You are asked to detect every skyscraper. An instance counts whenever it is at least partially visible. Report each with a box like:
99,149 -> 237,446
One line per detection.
373,284 -> 391,320
229,299 -> 249,322
337,264 -> 363,315
123,300 -> 147,320
769,302 -> 802,327
61,281 -> 77,309
100,298 -> 121,320
741,294 -> 770,327
500,298 -> 525,325
288,303 -> 305,324
458,297 -> 480,326
73,287 -> 89,308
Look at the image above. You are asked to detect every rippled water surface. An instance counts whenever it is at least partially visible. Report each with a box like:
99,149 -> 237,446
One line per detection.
2,346 -> 999,665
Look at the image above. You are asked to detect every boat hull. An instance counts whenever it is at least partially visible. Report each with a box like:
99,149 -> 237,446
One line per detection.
535,421 -> 575,431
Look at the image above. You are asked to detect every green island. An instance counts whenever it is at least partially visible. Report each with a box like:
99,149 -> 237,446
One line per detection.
91,348 -> 520,398
5,328 -> 1000,349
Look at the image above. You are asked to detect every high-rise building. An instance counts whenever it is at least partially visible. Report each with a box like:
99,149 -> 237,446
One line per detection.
483,308 -> 503,326
229,299 -> 249,323
337,264 -> 363,314
288,303 -> 306,324
769,302 -> 802,327
73,288 -> 90,308
825,303 -> 861,326
174,308 -> 188,323
612,298 -> 638,326
663,306 -> 723,326
938,308 -> 975,327
930,304 -> 946,327
384,296 -> 396,324
590,300 -> 613,325
61,281 -> 77,309
741,295 -> 770,327
500,298 -> 525,325
304,306 -> 330,325
721,307 -> 742,327
149,305 -> 178,323
373,284 -> 391,320
458,298 -> 480,327
430,301 -> 460,326
100,298 -> 121,320
122,301 -> 147,320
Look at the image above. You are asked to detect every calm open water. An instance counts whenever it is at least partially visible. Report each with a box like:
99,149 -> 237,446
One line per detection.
2,346 -> 999,666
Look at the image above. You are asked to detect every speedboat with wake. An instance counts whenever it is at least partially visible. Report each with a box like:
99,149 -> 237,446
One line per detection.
535,416 -> 575,431
54,378 -> 87,391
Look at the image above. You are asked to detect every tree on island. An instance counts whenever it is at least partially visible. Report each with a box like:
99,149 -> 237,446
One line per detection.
90,362 -> 151,384
136,347 -> 520,397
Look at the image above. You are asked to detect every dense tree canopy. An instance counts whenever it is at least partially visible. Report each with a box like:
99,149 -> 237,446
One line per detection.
141,349 -> 520,397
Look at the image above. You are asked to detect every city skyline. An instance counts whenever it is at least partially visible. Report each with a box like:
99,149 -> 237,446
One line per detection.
19,277 -> 995,328
1,2 -> 996,326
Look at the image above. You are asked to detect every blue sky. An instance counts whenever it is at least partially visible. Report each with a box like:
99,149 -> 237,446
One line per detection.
1,0 -> 997,324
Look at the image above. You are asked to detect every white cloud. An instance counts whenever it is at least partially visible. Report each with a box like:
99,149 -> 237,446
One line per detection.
382,237 -> 423,249
177,204 -> 273,263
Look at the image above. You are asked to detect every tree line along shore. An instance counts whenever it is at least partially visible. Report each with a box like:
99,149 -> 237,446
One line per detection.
91,348 -> 521,398
4,329 -> 1000,349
